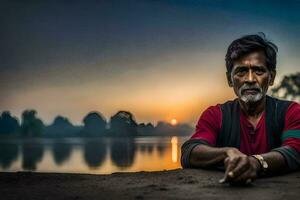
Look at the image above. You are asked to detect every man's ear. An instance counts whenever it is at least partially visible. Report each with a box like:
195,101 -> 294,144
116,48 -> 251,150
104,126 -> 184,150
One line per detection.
269,70 -> 276,86
226,71 -> 233,87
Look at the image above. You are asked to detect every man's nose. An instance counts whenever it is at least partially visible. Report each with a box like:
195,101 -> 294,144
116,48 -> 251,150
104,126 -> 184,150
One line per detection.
245,70 -> 256,83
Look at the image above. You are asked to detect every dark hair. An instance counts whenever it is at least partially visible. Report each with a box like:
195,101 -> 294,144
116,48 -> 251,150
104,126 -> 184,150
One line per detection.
225,33 -> 278,73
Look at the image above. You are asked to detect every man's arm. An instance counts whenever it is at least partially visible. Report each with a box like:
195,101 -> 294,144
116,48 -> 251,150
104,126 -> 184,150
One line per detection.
181,105 -> 221,168
260,151 -> 287,175
189,144 -> 231,168
221,150 -> 287,184
187,143 -> 288,183
188,144 -> 287,173
186,143 -> 261,183
266,102 -> 300,173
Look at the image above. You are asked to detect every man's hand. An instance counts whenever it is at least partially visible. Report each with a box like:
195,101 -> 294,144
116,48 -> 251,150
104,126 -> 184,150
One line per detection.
220,148 -> 261,185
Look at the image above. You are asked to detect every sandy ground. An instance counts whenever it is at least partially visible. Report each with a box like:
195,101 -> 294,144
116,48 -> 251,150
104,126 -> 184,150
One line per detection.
1,169 -> 300,200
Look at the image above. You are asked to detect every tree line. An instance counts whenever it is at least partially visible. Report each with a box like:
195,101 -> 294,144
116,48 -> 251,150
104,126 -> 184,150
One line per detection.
0,110 -> 193,137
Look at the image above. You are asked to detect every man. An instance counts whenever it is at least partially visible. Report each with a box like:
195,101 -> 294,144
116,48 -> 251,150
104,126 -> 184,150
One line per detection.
181,33 -> 300,184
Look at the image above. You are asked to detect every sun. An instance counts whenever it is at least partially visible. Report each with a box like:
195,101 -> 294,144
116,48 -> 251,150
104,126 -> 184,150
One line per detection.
170,118 -> 178,126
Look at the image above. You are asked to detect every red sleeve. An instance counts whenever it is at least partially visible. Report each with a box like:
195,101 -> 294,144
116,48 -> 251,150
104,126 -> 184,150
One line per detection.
282,102 -> 300,153
190,105 -> 222,146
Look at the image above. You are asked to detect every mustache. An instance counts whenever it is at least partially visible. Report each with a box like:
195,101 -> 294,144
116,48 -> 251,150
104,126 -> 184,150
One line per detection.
239,84 -> 262,93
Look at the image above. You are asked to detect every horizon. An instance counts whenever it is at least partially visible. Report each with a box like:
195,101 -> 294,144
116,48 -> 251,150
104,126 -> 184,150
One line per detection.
1,0 -> 300,126
0,108 -> 194,127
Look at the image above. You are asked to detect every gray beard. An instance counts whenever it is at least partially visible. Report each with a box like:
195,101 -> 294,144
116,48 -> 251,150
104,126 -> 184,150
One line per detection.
240,93 -> 263,103
238,84 -> 264,104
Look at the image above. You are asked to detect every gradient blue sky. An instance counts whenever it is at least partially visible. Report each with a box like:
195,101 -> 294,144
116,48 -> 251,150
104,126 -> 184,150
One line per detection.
1,0 -> 300,125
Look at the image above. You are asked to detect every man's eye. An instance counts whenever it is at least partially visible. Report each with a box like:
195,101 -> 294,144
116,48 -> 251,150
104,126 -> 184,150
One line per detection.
235,69 -> 247,76
255,68 -> 266,75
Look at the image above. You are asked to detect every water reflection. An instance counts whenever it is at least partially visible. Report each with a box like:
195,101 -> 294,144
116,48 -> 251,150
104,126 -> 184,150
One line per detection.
171,136 -> 178,163
0,136 -> 187,173
111,138 -> 135,169
83,139 -> 106,168
52,140 -> 73,165
22,142 -> 44,170
156,144 -> 167,157
0,143 -> 19,169
139,144 -> 154,154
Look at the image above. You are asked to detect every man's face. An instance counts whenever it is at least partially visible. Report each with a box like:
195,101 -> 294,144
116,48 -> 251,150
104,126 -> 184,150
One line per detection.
229,51 -> 276,104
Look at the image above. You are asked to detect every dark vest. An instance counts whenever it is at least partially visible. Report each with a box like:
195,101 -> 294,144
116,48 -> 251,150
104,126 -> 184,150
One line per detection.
216,95 -> 291,149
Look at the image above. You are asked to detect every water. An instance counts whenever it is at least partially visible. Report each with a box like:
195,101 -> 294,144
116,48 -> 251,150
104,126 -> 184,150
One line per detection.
0,136 -> 188,174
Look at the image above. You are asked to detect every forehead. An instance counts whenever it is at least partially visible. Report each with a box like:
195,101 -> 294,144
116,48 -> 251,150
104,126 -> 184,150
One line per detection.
233,51 -> 266,67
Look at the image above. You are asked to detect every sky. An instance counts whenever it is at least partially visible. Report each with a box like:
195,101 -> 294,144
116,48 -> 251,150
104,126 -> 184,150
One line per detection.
1,0 -> 300,126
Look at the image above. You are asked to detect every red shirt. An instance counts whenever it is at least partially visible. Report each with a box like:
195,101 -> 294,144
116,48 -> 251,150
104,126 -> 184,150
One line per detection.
191,102 -> 300,155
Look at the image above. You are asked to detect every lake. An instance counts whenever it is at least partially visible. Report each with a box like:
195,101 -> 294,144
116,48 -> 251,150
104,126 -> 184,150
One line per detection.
0,136 -> 189,174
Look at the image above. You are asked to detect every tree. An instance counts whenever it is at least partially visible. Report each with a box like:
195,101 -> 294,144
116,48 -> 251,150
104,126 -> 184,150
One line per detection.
82,112 -> 107,136
45,115 -> 77,137
154,121 -> 193,136
110,111 -> 138,136
21,110 -> 44,137
271,72 -> 300,102
52,116 -> 73,128
0,111 -> 20,135
137,122 -> 155,135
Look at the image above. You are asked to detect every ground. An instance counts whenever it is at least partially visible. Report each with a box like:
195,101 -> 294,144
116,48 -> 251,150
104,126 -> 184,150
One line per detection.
1,169 -> 300,200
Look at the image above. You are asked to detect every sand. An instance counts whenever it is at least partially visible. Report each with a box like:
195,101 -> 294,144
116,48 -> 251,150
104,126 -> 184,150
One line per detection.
1,169 -> 300,200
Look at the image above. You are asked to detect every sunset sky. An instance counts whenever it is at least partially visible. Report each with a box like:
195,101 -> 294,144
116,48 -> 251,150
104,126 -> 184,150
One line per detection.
1,0 -> 300,126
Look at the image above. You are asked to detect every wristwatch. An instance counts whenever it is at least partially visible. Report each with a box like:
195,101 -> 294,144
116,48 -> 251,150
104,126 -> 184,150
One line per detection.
252,154 -> 268,173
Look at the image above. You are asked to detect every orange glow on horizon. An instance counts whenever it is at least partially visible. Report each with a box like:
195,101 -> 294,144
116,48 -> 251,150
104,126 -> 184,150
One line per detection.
170,118 -> 177,126
5,68 -> 235,125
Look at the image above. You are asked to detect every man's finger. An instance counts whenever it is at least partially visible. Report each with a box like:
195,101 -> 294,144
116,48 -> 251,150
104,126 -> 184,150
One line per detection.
222,156 -> 240,182
231,168 -> 257,184
230,157 -> 249,180
231,168 -> 251,183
